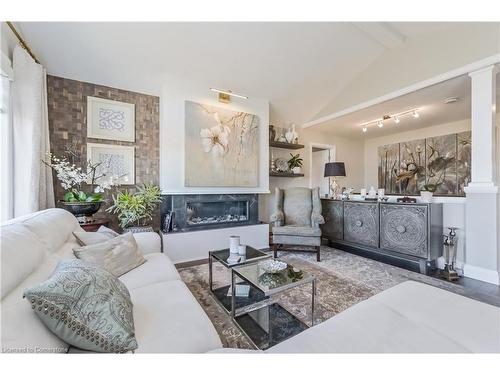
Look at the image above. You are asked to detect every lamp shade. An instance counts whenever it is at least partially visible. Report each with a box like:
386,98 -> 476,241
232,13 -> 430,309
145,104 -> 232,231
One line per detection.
324,162 -> 346,177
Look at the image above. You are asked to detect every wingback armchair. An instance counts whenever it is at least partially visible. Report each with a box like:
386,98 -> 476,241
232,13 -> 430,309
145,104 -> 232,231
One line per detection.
270,187 -> 325,261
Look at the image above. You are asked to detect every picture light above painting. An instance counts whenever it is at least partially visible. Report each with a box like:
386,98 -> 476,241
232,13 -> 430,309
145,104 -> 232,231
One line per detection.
378,131 -> 471,197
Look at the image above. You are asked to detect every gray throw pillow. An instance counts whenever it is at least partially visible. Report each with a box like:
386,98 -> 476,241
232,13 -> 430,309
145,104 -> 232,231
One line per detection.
23,259 -> 138,353
73,226 -> 119,246
73,232 -> 146,277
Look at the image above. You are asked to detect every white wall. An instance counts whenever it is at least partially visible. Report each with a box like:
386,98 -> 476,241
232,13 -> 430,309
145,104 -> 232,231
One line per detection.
159,76 -> 269,195
260,125 -> 364,222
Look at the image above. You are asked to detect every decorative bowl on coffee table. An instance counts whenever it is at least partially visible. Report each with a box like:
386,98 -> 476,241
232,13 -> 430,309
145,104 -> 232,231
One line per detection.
259,259 -> 287,274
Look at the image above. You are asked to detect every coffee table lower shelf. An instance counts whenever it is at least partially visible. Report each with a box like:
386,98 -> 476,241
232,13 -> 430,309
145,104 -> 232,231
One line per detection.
234,303 -> 309,350
211,283 -> 268,312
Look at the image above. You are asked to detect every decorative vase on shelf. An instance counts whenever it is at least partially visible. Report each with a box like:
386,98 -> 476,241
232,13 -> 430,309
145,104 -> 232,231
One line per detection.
368,186 -> 377,198
269,125 -> 276,142
291,123 -> 299,144
277,127 -> 287,143
285,128 -> 294,143
292,167 -> 302,174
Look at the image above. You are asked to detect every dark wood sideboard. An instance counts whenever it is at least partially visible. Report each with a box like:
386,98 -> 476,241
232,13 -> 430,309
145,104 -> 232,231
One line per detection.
321,199 -> 443,273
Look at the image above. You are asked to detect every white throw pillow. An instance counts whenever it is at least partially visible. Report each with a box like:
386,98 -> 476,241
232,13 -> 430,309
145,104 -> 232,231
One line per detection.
73,232 -> 146,277
73,226 -> 119,246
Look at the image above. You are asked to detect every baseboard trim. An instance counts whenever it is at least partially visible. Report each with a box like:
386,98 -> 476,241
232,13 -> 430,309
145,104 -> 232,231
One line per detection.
463,264 -> 500,285
175,258 -> 208,269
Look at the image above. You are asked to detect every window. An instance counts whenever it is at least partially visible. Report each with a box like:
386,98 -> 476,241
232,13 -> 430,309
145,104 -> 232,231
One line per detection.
1,60 -> 13,221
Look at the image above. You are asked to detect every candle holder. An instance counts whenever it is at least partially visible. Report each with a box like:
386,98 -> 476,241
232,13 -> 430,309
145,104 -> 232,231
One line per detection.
441,227 -> 459,281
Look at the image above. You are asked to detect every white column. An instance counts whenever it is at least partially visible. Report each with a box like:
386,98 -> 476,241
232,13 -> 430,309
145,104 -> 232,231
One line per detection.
463,65 -> 499,285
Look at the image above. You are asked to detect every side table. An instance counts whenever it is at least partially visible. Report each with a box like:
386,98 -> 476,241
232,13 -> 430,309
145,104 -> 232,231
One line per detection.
80,219 -> 110,232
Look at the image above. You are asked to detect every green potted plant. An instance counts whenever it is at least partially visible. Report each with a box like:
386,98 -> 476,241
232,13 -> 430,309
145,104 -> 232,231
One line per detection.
287,153 -> 303,174
107,184 -> 162,232
43,152 -> 122,221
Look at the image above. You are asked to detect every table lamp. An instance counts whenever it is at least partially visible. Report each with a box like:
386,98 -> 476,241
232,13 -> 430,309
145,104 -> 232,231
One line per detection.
324,162 -> 346,199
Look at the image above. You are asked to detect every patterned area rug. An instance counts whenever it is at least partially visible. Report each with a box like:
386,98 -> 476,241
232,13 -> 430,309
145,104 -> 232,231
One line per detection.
178,248 -> 394,349
178,246 -> 499,349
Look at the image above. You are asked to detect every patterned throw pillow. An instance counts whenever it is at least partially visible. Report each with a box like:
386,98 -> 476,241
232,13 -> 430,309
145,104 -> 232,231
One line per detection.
23,259 -> 138,353
73,232 -> 146,277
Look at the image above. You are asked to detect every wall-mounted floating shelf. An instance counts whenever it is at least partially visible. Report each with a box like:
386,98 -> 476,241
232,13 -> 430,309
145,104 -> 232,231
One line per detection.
269,172 -> 305,178
269,141 -> 305,150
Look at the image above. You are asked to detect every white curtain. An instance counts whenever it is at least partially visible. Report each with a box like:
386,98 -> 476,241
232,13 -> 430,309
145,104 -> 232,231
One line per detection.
1,53 -> 14,221
12,45 -> 54,217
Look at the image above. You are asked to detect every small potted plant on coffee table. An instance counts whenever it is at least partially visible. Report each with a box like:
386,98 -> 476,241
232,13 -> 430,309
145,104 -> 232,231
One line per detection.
107,184 -> 162,233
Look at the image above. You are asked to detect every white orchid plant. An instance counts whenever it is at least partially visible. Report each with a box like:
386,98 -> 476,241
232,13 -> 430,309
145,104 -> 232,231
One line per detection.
43,152 -> 123,203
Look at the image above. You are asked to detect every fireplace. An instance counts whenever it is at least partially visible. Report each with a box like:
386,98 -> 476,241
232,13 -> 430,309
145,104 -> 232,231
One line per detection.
161,194 -> 259,233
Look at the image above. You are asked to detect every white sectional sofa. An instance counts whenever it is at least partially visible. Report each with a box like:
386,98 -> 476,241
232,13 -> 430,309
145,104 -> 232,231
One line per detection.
2,209 -> 499,353
1,209 -> 222,353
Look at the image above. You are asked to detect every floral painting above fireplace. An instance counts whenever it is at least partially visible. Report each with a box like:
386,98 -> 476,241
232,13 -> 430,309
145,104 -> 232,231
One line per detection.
184,100 -> 259,187
378,131 -> 471,196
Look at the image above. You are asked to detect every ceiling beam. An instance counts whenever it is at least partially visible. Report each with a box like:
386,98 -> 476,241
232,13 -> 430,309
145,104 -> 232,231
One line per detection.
353,22 -> 406,50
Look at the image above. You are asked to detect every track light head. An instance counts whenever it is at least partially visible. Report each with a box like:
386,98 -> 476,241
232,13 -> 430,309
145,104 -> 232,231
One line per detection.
377,120 -> 384,128
393,115 -> 400,124
412,110 -> 419,118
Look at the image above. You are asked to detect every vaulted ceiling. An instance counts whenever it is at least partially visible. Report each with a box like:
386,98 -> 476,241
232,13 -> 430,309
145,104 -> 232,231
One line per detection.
10,22 -> 489,127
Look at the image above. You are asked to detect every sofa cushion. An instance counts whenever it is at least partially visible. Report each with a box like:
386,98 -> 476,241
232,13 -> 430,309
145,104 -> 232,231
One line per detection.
267,281 -> 500,353
283,188 -> 313,226
23,259 -> 138,353
369,281 -> 500,353
1,253 -> 69,353
73,226 -> 118,246
129,281 -> 222,353
132,231 -> 162,255
73,233 -> 146,277
119,253 -> 181,290
10,209 -> 81,254
272,225 -> 321,237
1,223 -> 48,299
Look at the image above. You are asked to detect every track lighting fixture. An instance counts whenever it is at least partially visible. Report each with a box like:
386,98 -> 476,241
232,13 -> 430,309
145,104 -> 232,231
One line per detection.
359,108 -> 420,133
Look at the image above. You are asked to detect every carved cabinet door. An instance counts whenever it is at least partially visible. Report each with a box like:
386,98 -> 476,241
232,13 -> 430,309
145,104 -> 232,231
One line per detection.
343,202 -> 379,247
321,200 -> 343,240
380,204 -> 428,258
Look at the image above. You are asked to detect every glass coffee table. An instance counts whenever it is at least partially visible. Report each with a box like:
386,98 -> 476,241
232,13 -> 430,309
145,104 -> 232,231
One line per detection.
230,262 -> 316,350
208,247 -> 272,313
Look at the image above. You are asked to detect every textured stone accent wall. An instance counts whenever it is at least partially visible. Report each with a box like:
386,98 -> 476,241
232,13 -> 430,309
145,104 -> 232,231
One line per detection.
47,75 -> 160,230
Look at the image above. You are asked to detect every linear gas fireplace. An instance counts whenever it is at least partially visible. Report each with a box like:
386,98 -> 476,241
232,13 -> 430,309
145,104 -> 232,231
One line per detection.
161,194 -> 259,233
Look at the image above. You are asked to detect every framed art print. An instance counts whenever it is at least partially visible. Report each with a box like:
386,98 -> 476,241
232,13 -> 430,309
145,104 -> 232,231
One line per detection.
184,100 -> 259,187
87,143 -> 135,185
87,96 -> 135,142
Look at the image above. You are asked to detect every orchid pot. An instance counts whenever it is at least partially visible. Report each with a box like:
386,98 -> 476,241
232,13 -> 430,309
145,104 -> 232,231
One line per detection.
420,190 -> 433,203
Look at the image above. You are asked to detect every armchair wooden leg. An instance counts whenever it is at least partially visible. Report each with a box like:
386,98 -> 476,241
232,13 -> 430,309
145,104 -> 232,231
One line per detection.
316,246 -> 321,262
